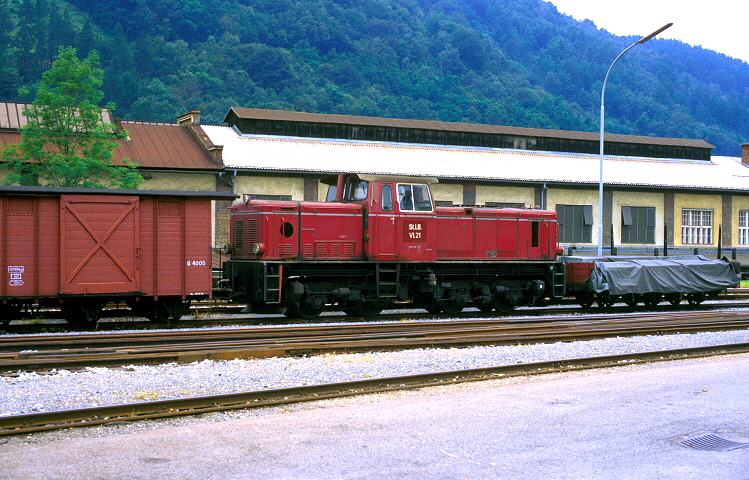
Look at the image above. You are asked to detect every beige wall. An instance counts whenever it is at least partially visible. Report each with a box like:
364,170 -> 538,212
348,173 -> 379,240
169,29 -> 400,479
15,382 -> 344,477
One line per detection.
613,191 -> 665,245
674,193 -> 723,246
431,183 -> 463,205
141,172 -> 216,191
476,185 -> 535,207
234,175 -> 305,201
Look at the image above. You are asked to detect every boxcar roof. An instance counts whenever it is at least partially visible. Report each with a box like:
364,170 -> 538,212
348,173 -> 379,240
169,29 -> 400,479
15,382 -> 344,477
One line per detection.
0,185 -> 238,200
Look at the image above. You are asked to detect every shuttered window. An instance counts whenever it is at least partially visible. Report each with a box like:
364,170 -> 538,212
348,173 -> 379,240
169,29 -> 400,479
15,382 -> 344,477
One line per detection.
621,206 -> 655,244
555,204 -> 593,243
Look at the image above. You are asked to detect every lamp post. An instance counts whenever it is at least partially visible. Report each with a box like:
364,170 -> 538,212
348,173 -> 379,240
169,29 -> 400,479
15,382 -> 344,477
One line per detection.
598,23 -> 673,256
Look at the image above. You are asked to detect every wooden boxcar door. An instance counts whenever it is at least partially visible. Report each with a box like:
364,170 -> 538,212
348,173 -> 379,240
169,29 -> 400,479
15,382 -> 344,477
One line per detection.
59,195 -> 140,294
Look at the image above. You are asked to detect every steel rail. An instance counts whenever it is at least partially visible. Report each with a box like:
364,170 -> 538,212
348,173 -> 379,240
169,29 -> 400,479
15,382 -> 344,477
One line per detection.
4,295 -> 749,334
2,312 -> 749,372
2,343 -> 748,436
2,308 -> 747,351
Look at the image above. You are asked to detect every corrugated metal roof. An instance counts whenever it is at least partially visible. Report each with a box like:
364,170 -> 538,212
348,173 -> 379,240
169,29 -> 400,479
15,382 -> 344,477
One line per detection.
202,125 -> 749,191
224,107 -> 714,149
0,121 -> 221,171
115,122 -> 220,170
0,101 -> 114,129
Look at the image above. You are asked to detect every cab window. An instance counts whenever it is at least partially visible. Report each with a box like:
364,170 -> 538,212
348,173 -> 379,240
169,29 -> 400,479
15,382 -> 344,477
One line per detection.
381,184 -> 393,211
345,180 -> 368,201
398,184 -> 432,212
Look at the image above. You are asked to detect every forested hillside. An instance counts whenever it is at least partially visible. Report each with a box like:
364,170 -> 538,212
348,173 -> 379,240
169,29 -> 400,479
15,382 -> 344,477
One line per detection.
2,0 -> 748,155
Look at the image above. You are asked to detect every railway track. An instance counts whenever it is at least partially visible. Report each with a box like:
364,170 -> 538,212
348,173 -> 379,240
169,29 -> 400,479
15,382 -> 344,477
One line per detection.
2,342 -> 748,436
2,309 -> 749,373
4,293 -> 749,334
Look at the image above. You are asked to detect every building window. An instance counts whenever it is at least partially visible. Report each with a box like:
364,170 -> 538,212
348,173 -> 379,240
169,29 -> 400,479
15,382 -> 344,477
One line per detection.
556,204 -> 593,243
682,209 -> 712,245
621,206 -> 655,244
739,211 -> 749,245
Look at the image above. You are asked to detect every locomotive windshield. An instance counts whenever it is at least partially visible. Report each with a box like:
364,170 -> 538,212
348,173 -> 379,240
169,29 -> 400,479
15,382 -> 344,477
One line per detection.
325,179 -> 369,202
398,184 -> 432,211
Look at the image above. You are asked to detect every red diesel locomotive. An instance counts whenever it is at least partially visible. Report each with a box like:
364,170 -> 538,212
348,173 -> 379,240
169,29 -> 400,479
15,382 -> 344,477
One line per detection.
225,173 -> 567,318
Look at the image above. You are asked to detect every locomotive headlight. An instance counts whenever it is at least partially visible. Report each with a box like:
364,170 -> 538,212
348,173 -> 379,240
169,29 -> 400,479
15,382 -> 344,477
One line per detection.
253,243 -> 266,255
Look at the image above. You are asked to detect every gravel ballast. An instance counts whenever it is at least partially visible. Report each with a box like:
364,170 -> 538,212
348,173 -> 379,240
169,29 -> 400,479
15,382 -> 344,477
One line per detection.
1,319 -> 748,446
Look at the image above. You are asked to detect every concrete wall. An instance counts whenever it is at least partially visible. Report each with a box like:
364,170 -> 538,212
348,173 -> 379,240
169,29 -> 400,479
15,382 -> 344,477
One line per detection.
234,175 -> 305,201
141,172 -> 216,191
431,183 -> 463,205
475,185 -> 536,207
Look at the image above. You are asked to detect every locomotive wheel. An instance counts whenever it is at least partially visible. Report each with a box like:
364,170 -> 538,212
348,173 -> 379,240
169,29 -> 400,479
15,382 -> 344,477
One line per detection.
351,300 -> 384,317
286,297 -> 325,319
439,299 -> 464,315
492,297 -> 517,314
665,293 -> 682,306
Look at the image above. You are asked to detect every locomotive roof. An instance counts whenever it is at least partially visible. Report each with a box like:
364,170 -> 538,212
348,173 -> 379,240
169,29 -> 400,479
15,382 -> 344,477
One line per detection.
320,173 -> 439,185
0,185 -> 238,200
202,125 -> 749,193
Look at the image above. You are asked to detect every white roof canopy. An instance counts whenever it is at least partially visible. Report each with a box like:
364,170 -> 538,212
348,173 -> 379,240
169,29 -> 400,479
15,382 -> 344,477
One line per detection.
202,125 -> 749,191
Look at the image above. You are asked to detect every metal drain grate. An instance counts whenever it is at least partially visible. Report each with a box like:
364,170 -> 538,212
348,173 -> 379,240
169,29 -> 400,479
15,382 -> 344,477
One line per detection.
679,434 -> 749,452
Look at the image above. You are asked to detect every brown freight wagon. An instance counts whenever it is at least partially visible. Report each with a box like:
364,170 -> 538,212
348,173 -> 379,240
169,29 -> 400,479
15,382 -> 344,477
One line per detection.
0,186 -> 237,326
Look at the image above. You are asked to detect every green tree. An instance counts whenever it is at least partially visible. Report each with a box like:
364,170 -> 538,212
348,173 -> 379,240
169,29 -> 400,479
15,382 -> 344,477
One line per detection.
3,46 -> 143,189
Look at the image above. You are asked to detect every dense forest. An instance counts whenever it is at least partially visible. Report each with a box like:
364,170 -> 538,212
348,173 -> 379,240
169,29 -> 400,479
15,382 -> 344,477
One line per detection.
2,0 -> 748,155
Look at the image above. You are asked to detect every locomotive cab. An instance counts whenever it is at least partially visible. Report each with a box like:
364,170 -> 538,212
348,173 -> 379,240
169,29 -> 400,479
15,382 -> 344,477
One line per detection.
321,174 -> 438,262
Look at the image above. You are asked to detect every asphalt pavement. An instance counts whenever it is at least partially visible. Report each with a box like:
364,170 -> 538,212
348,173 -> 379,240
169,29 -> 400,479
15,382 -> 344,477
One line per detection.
1,354 -> 748,479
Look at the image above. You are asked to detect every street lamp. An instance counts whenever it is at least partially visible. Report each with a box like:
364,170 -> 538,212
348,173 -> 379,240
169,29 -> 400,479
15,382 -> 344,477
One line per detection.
598,23 -> 673,256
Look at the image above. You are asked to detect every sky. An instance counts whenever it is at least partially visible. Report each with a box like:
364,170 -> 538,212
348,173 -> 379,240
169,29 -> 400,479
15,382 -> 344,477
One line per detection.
546,0 -> 749,63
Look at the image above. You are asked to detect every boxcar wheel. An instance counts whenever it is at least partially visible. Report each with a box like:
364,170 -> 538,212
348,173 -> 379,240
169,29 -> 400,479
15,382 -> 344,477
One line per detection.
622,294 -> 638,308
642,292 -> 661,308
577,293 -> 594,309
596,292 -> 613,309
0,304 -> 21,326
687,292 -> 705,305
665,293 -> 682,306
62,301 -> 102,327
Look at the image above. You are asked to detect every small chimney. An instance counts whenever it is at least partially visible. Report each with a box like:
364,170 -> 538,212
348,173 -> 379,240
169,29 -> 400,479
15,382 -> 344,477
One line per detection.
208,145 -> 223,165
742,143 -> 749,165
177,110 -> 201,126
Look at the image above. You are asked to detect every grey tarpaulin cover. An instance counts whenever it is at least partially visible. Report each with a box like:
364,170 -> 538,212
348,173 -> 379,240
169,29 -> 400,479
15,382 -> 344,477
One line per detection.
563,256 -> 740,295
